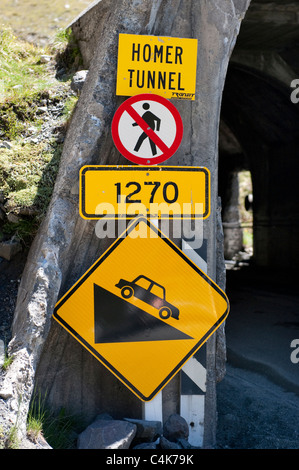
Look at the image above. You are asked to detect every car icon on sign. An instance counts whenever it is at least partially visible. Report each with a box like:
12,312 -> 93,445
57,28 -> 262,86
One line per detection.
115,275 -> 180,320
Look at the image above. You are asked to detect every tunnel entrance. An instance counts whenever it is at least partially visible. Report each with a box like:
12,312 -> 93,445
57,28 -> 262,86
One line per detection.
219,0 -> 299,271
220,63 -> 299,271
218,121 -> 253,267
216,0 -> 299,448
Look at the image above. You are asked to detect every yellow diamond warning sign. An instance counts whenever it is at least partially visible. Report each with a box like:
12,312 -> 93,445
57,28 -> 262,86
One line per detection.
53,217 -> 229,401
116,34 -> 198,100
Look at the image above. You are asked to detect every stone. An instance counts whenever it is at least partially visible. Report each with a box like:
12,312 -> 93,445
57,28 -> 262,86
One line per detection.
177,438 -> 192,449
0,388 -> 13,400
95,412 -> 114,421
70,70 -> 88,94
40,55 -> 51,64
77,418 -> 137,449
159,436 -> 182,450
0,239 -> 22,261
133,442 -> 157,449
37,106 -> 48,114
21,435 -> 52,449
7,213 -> 20,224
124,418 -> 162,443
163,414 -> 189,442
0,141 -> 11,149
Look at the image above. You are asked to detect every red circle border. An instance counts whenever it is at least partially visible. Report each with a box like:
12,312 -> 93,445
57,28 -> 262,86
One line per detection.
111,94 -> 183,165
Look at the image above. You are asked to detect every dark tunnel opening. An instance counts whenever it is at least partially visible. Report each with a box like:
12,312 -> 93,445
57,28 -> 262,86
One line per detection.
216,0 -> 299,449
219,63 -> 299,272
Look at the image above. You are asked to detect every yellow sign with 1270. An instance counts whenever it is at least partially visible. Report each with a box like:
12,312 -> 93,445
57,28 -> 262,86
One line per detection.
116,34 -> 198,100
79,165 -> 210,220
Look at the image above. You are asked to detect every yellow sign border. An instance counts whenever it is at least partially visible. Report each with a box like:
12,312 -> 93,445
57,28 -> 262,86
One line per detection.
53,216 -> 229,402
116,34 -> 198,100
79,165 -> 210,220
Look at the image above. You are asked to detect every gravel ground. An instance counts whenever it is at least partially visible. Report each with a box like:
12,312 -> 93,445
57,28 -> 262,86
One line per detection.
216,265 -> 299,450
216,363 -> 299,449
1,254 -> 298,450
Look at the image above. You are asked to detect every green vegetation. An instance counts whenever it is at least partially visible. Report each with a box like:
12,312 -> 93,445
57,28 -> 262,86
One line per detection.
0,0 -> 89,45
0,426 -> 4,449
0,24 -> 83,450
0,425 -> 20,449
27,391 -> 82,449
0,140 -> 63,243
0,28 -> 55,101
1,351 -> 14,371
0,394 -> 22,449
0,27 -> 79,246
6,423 -> 20,449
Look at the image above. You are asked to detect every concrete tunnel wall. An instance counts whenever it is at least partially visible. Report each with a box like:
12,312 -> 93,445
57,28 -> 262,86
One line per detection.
219,63 -> 299,270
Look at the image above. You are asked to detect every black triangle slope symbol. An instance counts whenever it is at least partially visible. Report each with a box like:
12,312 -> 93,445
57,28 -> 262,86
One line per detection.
94,284 -> 193,344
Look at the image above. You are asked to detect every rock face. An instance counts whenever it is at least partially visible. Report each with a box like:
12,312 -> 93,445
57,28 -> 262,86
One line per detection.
0,0 -> 251,448
163,413 -> 189,442
70,70 -> 88,94
77,415 -> 137,449
124,418 -> 162,444
0,239 -> 22,261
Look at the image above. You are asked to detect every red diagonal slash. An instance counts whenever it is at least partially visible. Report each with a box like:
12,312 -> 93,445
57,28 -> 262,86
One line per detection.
111,93 -> 183,165
126,105 -> 169,154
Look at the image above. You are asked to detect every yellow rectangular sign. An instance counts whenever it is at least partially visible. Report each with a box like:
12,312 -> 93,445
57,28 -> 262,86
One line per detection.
116,34 -> 198,100
79,165 -> 210,220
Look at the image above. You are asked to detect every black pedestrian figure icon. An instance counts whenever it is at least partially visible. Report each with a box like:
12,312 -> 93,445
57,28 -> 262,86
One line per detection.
133,103 -> 161,156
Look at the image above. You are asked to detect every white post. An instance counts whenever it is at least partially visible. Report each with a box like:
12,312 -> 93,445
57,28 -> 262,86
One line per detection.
142,218 -> 163,424
143,392 -> 163,422
180,240 -> 208,448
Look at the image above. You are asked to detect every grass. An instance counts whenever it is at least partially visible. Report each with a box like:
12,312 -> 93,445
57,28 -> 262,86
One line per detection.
27,391 -> 47,444
0,424 -> 19,449
27,390 -> 82,449
0,141 -> 62,209
0,26 -> 79,245
1,337 -> 14,371
1,351 -> 14,371
0,28 -> 56,102
0,140 -> 63,245
0,0 -> 90,45
0,19 -> 83,451
0,394 -> 22,449
0,426 -> 5,449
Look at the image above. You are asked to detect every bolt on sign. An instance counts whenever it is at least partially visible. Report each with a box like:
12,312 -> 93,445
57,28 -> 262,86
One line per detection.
116,34 -> 198,100
53,217 -> 229,402
79,165 -> 210,220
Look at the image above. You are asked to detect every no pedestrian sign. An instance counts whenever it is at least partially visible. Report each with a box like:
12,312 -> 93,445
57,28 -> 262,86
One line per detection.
111,93 -> 183,165
116,34 -> 198,100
